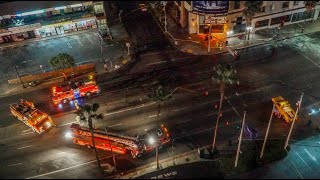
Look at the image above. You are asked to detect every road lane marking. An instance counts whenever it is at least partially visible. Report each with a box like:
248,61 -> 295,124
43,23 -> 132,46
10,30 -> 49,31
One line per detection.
103,102 -> 156,117
176,119 -> 192,124
7,162 -> 23,167
75,36 -> 83,46
63,37 -> 72,48
146,61 -> 167,66
304,148 -> 317,161
22,129 -> 32,133
298,51 -> 320,69
108,123 -> 122,128
289,159 -> 304,179
58,121 -> 77,127
25,155 -> 113,179
173,107 -> 188,112
21,131 -> 34,136
171,56 -> 194,61
293,150 -> 312,170
17,145 -> 33,150
149,114 -> 162,118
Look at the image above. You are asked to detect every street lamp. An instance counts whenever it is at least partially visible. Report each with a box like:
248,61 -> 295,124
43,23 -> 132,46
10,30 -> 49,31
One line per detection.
15,65 -> 26,88
105,127 -> 117,173
246,26 -> 252,41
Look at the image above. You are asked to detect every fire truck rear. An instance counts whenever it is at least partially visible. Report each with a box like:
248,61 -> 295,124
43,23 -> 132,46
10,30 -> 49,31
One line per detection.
51,79 -> 100,105
66,123 -> 170,158
10,99 -> 55,134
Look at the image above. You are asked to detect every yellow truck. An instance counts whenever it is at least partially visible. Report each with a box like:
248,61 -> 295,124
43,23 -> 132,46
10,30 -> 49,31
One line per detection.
272,96 -> 296,123
10,99 -> 55,134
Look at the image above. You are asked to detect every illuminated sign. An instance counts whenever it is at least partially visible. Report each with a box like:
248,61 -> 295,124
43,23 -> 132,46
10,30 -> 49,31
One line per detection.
21,10 -> 44,16
205,16 -> 227,24
55,6 -> 67,10
70,3 -> 83,8
192,1 -> 229,14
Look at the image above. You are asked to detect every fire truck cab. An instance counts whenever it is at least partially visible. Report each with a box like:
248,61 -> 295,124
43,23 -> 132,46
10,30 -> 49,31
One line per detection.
10,99 -> 55,134
272,96 -> 296,123
52,80 -> 99,105
66,123 -> 171,158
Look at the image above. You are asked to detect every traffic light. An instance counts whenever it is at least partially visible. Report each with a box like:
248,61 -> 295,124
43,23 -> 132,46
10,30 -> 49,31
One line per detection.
204,91 -> 209,96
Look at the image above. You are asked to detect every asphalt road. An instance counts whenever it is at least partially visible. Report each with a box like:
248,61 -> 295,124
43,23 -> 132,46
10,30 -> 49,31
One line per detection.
1,1 -> 320,178
0,29 -> 125,82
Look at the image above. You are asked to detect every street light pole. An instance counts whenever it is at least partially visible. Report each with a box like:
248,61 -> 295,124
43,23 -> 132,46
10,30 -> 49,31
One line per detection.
260,103 -> 275,158
235,111 -> 246,168
284,93 -> 304,150
105,127 -> 117,173
15,66 -> 26,88
119,10 -> 123,23
208,17 -> 212,53
163,1 -> 167,32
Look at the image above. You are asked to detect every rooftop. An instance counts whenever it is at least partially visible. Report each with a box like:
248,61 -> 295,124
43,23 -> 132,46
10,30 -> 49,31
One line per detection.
0,1 -> 88,16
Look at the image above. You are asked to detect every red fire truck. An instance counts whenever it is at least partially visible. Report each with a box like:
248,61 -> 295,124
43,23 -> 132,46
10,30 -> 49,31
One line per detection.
51,80 -> 100,105
65,123 -> 170,158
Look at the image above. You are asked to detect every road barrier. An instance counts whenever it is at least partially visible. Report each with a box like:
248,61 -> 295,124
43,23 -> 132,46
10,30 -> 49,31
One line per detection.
8,64 -> 95,85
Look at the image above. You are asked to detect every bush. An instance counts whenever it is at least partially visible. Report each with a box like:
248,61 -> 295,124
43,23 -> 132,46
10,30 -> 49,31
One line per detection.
49,53 -> 75,69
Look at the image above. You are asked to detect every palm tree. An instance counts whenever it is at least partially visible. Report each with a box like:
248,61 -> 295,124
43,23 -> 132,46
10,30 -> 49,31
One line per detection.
211,64 -> 239,152
75,103 -> 104,173
305,1 -> 318,23
148,85 -> 172,170
243,1 -> 263,41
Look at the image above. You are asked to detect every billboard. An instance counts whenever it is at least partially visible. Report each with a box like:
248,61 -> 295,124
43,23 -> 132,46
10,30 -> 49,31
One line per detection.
192,1 -> 229,14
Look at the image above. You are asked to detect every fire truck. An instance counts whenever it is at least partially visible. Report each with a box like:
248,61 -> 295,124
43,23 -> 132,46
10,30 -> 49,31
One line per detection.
66,123 -> 170,158
272,96 -> 296,123
51,79 -> 100,105
10,99 -> 55,134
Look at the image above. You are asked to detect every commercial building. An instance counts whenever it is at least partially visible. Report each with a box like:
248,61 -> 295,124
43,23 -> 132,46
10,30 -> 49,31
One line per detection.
0,1 -> 106,44
170,1 -> 320,39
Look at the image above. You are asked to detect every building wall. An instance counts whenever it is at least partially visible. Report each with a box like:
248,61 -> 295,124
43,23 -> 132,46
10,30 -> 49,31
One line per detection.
175,1 -> 320,36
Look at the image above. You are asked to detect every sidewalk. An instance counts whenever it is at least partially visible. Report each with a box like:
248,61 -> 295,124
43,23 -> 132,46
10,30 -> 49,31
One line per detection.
150,2 -> 320,56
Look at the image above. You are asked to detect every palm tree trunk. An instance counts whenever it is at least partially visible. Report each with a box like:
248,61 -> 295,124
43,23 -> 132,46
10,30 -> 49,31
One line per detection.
156,103 -> 161,170
88,118 -> 102,174
212,83 -> 225,152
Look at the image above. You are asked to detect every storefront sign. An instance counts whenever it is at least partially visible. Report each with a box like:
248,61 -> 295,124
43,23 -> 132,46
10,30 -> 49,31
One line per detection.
8,23 -> 41,33
192,1 -> 229,14
150,171 -> 178,179
205,17 -> 227,24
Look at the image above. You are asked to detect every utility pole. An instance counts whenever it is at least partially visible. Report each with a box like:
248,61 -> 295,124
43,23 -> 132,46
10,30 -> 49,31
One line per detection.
235,111 -> 246,167
207,17 -> 212,53
105,127 -> 117,173
284,93 -> 304,150
119,10 -> 123,23
15,66 -> 26,88
163,1 -> 167,32
260,103 -> 275,158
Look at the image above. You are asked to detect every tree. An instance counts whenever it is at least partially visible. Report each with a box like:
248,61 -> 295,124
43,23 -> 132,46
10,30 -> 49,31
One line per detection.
148,85 -> 172,170
49,53 -> 75,69
211,64 -> 239,152
305,1 -> 318,23
243,1 -> 263,41
75,103 -> 104,174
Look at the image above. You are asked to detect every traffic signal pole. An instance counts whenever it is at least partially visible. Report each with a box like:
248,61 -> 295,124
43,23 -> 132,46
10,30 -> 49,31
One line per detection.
260,103 -> 275,158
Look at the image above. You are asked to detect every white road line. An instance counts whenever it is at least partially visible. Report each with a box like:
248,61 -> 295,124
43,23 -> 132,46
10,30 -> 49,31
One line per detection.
173,107 -> 188,112
149,113 -> 162,118
7,162 -> 23,167
17,145 -> 33,150
103,102 -> 156,117
294,150 -> 312,170
171,56 -> 194,61
25,155 -> 112,179
64,38 -> 72,48
75,36 -> 83,46
108,123 -> 122,128
304,148 -> 317,161
299,52 -> 320,68
289,159 -> 304,179
146,61 -> 167,66
56,152 -> 65,156
22,129 -> 32,133
176,119 -> 192,124
58,121 -> 76,127
21,131 -> 34,136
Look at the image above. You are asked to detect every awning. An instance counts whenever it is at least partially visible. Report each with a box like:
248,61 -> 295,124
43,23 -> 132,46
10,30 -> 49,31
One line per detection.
73,16 -> 96,23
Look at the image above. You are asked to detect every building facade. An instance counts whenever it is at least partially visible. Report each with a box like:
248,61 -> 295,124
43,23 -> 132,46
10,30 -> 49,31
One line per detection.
171,1 -> 320,38
0,1 -> 106,44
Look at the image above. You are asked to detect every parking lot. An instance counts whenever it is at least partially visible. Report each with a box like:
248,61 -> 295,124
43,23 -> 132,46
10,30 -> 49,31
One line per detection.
0,29 -> 126,82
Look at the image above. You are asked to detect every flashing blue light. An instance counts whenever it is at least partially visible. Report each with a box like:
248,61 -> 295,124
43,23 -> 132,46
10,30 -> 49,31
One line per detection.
58,104 -> 63,109
311,109 -> 315,113
16,14 -> 22,17
69,100 -> 74,105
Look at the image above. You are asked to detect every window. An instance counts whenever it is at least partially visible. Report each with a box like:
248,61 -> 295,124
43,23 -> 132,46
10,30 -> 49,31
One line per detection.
260,6 -> 266,12
270,4 -> 275,11
282,1 -> 289,9
234,1 -> 240,9
255,19 -> 269,28
271,15 -> 291,25
294,1 -> 299,6
94,4 -> 104,14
